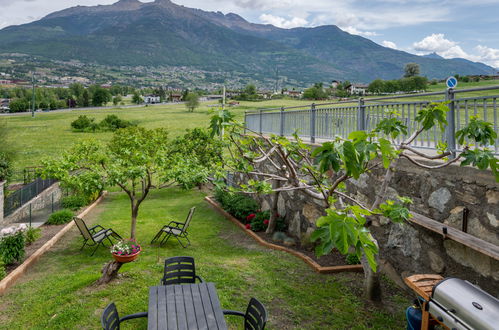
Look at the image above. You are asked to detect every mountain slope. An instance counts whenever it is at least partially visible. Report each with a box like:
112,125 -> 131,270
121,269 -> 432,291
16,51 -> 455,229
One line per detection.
0,0 -> 494,85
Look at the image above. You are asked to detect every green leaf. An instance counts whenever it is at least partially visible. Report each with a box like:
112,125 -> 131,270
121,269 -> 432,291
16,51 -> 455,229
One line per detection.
378,138 -> 396,169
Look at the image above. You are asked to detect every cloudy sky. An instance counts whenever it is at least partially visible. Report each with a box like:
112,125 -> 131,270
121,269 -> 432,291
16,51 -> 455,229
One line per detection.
1,0 -> 498,68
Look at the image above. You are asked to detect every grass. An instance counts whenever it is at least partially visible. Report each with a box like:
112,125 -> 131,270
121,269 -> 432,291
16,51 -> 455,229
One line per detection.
0,188 -> 408,329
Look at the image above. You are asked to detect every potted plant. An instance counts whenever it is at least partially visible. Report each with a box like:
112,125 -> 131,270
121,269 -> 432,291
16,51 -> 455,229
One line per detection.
110,239 -> 141,263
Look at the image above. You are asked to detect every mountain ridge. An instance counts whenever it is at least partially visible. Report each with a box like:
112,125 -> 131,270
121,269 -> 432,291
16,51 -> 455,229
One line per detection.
0,0 -> 494,86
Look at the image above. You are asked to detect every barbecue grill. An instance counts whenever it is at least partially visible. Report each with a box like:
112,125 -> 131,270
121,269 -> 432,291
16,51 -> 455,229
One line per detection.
428,278 -> 499,330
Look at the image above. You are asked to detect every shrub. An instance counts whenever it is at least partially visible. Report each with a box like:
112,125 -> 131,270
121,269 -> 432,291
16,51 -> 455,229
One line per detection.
24,226 -> 41,245
346,253 -> 361,265
214,188 -> 232,209
0,260 -> 6,280
250,210 -> 270,232
0,151 -> 12,182
71,115 -> 97,131
61,195 -> 87,211
0,231 -> 25,265
224,194 -> 259,220
99,114 -> 135,131
46,209 -> 74,225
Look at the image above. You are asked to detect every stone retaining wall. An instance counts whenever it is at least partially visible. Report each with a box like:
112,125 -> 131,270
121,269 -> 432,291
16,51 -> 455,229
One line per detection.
2,182 -> 62,226
246,158 -> 499,296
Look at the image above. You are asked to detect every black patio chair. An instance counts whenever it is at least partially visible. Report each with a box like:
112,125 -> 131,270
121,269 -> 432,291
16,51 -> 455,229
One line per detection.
150,207 -> 195,247
161,256 -> 204,285
101,302 -> 147,330
73,217 -> 122,256
223,297 -> 267,330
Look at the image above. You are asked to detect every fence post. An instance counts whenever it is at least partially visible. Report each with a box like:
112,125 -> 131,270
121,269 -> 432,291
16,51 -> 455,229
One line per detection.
244,111 -> 247,135
259,109 -> 263,134
29,203 -> 32,227
445,88 -> 457,158
0,181 -> 4,224
358,98 -> 366,131
310,103 -> 316,143
280,106 -> 285,136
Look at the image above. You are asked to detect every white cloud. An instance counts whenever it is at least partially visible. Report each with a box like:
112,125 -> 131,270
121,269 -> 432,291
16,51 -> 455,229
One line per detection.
341,26 -> 378,37
382,40 -> 397,49
259,13 -> 308,28
475,45 -> 499,68
412,33 -> 499,68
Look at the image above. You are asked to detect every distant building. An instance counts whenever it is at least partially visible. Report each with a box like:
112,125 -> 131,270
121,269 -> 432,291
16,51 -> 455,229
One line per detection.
331,80 -> 341,89
0,98 -> 10,111
170,93 -> 182,102
346,83 -> 368,95
0,79 -> 12,85
143,95 -> 161,104
287,90 -> 302,98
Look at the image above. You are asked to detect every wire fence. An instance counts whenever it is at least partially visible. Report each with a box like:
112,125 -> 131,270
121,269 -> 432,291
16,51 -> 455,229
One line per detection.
245,86 -> 499,155
4,177 -> 58,217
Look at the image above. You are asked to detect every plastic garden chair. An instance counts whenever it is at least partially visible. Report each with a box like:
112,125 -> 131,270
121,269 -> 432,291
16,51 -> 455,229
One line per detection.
223,297 -> 267,330
101,302 -> 147,330
161,256 -> 204,285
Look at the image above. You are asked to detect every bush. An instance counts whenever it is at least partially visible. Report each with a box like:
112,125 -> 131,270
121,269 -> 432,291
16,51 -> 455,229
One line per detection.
99,114 -> 135,131
249,211 -> 287,232
0,151 -> 12,182
61,195 -> 88,211
71,115 -> 98,131
0,231 -> 25,265
214,188 -> 232,209
225,194 -> 259,220
24,226 -> 41,245
46,209 -> 74,225
346,253 -> 361,265
0,260 -> 6,280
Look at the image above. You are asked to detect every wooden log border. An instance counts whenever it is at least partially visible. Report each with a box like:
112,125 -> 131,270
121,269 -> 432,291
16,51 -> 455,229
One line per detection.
205,196 -> 363,274
0,191 -> 108,295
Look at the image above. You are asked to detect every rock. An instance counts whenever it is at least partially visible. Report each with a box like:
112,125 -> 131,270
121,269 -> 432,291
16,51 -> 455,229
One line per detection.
486,190 -> 499,204
261,199 -> 270,211
300,227 -> 316,250
283,237 -> 296,247
302,203 -> 322,224
444,240 -> 493,278
467,218 -> 499,245
288,212 -> 302,238
428,187 -> 452,213
277,195 -> 286,216
349,173 -> 369,190
443,206 -> 465,229
486,213 -> 498,228
272,231 -> 287,242
386,223 -> 421,260
428,250 -> 445,273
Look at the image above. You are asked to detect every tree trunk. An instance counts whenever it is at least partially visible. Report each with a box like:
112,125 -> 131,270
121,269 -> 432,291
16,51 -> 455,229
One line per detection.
130,205 -> 138,240
266,182 -> 281,234
362,250 -> 382,302
96,260 -> 123,285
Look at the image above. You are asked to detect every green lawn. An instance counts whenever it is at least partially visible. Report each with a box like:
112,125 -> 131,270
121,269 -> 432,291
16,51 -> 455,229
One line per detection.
0,188 -> 408,329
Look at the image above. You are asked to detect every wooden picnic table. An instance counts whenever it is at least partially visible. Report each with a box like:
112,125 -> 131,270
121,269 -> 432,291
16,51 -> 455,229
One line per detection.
148,283 -> 228,330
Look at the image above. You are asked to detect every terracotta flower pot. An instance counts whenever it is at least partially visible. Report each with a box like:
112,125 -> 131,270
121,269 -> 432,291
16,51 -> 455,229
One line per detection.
112,249 -> 141,263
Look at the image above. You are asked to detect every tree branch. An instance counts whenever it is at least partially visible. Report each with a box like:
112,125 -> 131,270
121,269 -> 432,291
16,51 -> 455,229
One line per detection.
400,153 -> 462,169
400,145 -> 451,159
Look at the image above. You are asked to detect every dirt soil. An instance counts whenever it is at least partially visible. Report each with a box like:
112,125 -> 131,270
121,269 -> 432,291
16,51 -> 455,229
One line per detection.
4,224 -> 67,276
255,231 -> 354,267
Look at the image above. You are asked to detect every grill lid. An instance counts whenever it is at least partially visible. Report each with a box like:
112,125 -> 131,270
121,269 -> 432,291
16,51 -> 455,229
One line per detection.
431,278 -> 499,330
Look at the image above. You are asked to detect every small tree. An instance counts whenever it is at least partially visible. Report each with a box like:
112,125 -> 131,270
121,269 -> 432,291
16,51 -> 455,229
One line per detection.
210,104 -> 497,301
185,92 -> 200,112
113,95 -> 122,106
132,92 -> 142,105
404,63 -> 420,77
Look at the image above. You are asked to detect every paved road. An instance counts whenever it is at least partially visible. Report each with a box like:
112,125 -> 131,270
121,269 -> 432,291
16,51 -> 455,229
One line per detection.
0,101 -> 185,117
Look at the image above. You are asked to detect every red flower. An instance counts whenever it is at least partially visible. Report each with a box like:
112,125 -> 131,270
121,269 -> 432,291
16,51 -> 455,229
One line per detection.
245,224 -> 251,230
263,219 -> 269,225
246,213 -> 256,221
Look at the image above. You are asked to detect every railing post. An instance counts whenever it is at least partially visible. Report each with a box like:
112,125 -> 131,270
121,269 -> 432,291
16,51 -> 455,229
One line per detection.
358,98 -> 366,131
244,111 -> 247,135
259,109 -> 263,134
445,88 -> 457,159
310,103 -> 316,143
280,107 -> 285,136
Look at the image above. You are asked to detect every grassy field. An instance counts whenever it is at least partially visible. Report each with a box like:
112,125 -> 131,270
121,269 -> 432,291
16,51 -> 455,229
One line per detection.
0,188 -> 408,329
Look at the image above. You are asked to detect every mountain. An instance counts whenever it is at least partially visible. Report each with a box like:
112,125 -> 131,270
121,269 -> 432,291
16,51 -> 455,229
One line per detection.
423,52 -> 444,59
0,0 -> 495,86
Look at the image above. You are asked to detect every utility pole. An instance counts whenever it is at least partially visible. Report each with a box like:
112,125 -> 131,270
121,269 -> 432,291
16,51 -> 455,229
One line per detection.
222,85 -> 226,110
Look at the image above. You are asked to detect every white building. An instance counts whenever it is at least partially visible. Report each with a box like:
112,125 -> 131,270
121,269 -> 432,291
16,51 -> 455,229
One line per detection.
143,95 -> 161,104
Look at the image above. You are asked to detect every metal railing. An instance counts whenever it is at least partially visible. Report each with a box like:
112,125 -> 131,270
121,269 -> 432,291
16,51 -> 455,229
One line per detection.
4,177 -> 57,217
245,86 -> 499,155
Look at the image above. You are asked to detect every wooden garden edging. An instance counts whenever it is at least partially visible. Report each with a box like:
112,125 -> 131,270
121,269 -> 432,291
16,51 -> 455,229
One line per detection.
0,191 -> 108,295
205,196 -> 363,274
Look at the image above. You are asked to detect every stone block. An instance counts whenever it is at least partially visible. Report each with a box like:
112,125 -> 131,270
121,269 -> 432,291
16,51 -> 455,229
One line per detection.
444,240 -> 493,278
486,212 -> 498,228
428,187 -> 451,213
386,223 -> 421,260
302,203 -> 322,224
486,190 -> 499,204
288,211 -> 302,238
277,195 -> 286,216
428,250 -> 445,273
